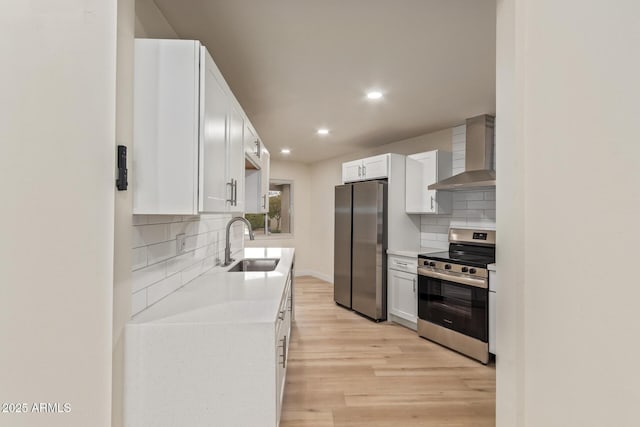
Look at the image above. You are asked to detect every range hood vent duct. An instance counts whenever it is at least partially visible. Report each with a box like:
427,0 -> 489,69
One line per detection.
429,114 -> 495,190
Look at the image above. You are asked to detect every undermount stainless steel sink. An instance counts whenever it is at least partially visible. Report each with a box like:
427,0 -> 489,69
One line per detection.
227,258 -> 280,272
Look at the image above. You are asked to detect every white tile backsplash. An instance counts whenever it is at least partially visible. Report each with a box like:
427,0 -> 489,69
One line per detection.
420,124 -> 496,248
146,273 -> 182,306
131,213 -> 242,315
131,289 -> 147,315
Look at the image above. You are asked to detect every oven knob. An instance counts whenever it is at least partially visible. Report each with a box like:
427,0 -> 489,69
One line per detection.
461,267 -> 468,273
429,262 -> 436,267
469,268 -> 477,274
445,264 -> 451,270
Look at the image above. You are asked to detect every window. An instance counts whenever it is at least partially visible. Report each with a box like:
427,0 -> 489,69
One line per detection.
245,180 -> 293,237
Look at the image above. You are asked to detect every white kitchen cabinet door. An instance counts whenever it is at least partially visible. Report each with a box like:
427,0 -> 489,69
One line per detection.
388,268 -> 418,329
133,39 -> 201,215
244,144 -> 270,214
260,148 -> 270,213
244,122 -> 262,168
199,47 -> 230,212
228,103 -> 245,212
405,150 -> 452,214
362,154 -> 389,180
342,160 -> 362,183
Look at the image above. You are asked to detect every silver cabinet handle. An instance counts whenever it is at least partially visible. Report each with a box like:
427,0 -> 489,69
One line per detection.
226,180 -> 234,204
362,165 -> 366,176
233,179 -> 237,206
278,310 -> 285,320
430,195 -> 434,210
232,179 -> 238,206
358,165 -> 362,177
413,277 -> 416,293
255,139 -> 260,158
262,194 -> 267,209
396,261 -> 408,266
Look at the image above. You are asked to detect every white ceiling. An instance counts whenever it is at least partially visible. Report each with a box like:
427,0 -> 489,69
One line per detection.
154,0 -> 496,163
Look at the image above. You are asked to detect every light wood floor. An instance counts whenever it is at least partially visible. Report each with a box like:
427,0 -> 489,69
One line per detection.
280,276 -> 495,427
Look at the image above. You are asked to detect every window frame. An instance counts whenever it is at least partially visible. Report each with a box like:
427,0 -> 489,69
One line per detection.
246,179 -> 294,239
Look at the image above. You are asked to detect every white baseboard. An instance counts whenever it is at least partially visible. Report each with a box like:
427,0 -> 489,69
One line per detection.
295,270 -> 333,284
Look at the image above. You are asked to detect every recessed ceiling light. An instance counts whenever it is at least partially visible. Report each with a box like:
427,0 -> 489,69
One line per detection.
366,91 -> 383,100
317,128 -> 330,135
281,148 -> 291,154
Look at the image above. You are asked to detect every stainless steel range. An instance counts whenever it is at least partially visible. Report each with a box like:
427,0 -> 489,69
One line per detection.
417,228 -> 495,364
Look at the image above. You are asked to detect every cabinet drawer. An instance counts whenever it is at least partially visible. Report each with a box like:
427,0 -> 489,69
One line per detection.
388,255 -> 418,273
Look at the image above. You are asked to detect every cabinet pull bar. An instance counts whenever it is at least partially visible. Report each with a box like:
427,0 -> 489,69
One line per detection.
226,181 -> 234,203
233,179 -> 238,206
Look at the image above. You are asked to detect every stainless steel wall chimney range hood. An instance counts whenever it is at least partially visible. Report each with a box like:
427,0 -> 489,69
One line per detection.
429,114 -> 495,190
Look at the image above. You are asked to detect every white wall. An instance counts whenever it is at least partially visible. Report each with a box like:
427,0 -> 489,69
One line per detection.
496,0 -> 640,426
134,0 -> 179,39
113,1 -> 135,426
0,2 -> 117,426
307,128 -> 453,280
245,159 -> 313,274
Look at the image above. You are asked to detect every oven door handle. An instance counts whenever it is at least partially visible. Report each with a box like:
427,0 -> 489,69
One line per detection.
417,268 -> 488,289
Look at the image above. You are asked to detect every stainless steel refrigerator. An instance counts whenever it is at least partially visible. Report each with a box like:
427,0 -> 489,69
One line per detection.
334,180 -> 387,321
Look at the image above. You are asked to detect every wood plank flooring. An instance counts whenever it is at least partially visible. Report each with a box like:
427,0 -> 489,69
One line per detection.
280,276 -> 495,427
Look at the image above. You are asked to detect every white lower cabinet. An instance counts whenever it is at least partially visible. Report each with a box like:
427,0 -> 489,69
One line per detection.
387,255 -> 418,330
125,265 -> 294,427
275,273 -> 292,425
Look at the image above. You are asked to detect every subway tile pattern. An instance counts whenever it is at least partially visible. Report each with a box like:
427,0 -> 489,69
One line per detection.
131,213 -> 244,315
420,124 -> 496,249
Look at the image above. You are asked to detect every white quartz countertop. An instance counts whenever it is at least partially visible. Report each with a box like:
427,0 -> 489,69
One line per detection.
488,263 -> 497,271
129,247 -> 295,326
387,247 -> 444,258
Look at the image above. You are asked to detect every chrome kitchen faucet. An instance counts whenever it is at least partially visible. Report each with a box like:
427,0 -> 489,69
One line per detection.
224,217 -> 255,266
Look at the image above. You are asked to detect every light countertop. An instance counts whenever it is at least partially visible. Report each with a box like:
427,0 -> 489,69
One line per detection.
387,247 -> 444,258
129,247 -> 295,326
488,263 -> 496,271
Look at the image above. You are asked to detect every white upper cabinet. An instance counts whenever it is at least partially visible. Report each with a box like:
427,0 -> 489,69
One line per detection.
342,154 -> 390,183
341,160 -> 362,183
199,46 -> 230,212
244,122 -> 263,168
405,150 -> 452,214
260,147 -> 270,212
362,154 -> 390,180
244,120 -> 270,214
133,39 -> 255,215
228,102 -> 245,212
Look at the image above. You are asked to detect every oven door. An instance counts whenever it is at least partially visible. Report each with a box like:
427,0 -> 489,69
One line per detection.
417,271 -> 488,342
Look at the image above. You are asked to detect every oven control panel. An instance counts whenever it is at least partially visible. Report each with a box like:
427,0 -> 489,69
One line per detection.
418,259 -> 488,279
473,232 -> 488,241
